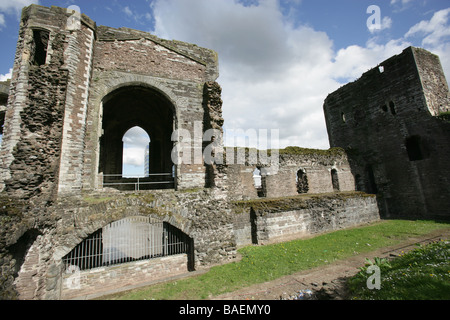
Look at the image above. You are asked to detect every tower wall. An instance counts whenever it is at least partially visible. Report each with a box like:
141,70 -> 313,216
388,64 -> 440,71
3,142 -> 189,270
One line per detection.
323,47 -> 450,218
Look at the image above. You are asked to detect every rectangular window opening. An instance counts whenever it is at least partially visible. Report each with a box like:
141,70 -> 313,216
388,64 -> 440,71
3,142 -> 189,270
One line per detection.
31,29 -> 50,66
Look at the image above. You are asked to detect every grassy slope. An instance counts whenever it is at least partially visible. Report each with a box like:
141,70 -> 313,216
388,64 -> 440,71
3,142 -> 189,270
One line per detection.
103,219 -> 449,300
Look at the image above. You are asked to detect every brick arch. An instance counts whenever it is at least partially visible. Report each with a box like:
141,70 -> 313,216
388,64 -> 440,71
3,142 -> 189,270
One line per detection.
53,198 -> 192,262
99,84 -> 176,181
91,73 -> 182,122
84,72 -> 186,190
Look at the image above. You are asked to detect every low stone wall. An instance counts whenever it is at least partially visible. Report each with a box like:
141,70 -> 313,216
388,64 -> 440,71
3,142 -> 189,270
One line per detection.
61,254 -> 187,300
233,192 -> 380,247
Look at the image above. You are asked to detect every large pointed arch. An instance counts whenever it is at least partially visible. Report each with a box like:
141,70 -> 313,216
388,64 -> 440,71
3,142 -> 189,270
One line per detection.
99,85 -> 176,190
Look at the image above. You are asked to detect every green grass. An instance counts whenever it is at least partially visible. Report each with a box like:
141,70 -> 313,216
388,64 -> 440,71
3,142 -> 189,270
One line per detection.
348,239 -> 450,300
102,219 -> 449,300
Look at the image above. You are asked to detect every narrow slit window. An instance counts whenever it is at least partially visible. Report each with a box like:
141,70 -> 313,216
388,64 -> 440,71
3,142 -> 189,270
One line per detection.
296,169 -> 309,194
253,167 -> 266,198
31,29 -> 50,66
0,111 -> 5,147
389,101 -> 396,115
331,169 -> 340,191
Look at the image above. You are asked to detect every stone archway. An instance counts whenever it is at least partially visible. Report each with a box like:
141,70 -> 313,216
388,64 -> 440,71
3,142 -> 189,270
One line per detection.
99,85 -> 176,190
83,72 -> 184,191
51,196 -> 194,299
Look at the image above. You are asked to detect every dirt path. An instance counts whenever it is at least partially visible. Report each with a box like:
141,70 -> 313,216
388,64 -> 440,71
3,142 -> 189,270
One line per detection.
212,228 -> 450,300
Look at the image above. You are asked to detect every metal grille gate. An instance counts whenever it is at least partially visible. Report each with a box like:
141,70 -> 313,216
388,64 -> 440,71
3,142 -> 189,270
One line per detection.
63,217 -> 192,271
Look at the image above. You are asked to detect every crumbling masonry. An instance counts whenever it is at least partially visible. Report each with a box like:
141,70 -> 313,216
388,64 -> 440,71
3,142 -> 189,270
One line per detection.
323,47 -> 450,219
0,5 -> 447,300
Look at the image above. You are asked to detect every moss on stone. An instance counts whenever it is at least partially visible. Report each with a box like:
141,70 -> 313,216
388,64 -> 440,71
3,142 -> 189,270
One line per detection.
82,195 -> 114,205
233,191 -> 375,214
278,146 -> 346,156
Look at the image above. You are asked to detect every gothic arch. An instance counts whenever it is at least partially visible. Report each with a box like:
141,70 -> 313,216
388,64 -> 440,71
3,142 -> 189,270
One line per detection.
84,72 -> 185,190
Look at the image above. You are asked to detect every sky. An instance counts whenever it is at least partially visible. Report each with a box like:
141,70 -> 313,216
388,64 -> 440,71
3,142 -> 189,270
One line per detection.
1,0 -> 450,176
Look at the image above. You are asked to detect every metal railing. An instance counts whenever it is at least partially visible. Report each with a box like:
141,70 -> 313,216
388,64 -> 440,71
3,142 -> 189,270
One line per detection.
102,173 -> 174,191
63,217 -> 191,271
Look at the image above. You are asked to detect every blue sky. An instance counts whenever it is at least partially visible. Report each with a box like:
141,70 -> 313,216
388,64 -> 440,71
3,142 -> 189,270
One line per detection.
1,0 -> 450,175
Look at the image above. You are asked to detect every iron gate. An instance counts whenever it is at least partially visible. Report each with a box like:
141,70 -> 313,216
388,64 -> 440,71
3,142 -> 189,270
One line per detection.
63,217 -> 193,271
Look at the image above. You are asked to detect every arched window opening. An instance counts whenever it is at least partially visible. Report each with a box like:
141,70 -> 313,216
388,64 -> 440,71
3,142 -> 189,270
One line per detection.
62,217 -> 194,272
31,29 -> 49,66
0,110 -> 5,147
253,168 -> 262,188
296,168 -> 309,194
7,229 -> 41,279
122,126 -> 151,178
253,167 -> 266,198
331,169 -> 340,191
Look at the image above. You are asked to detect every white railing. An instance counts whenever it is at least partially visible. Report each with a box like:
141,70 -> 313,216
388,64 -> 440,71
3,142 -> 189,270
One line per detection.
102,173 -> 174,191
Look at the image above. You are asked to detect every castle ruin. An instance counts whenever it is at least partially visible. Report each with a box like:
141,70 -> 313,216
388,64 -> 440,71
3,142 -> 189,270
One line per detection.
0,5 -> 447,300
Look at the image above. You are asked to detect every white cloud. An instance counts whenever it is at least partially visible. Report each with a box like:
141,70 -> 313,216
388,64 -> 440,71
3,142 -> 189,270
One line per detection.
390,0 -> 413,5
122,4 -> 152,25
332,38 -> 411,81
123,147 -> 146,167
390,0 -> 414,12
123,127 -> 150,147
152,0 -> 337,149
391,0 -> 413,6
0,0 -> 39,27
122,127 -> 150,168
0,68 -> 12,81
405,8 -> 450,47
0,0 -> 39,15
123,6 -> 133,17
151,0 -> 450,150
367,16 -> 392,34
405,8 -> 450,78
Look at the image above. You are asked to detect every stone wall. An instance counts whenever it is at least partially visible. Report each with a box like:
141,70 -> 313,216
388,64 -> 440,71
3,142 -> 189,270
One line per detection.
2,29 -> 68,204
61,254 -> 187,300
233,192 -> 379,247
323,47 -> 450,219
81,26 -> 219,192
225,147 -> 355,201
6,189 -> 238,300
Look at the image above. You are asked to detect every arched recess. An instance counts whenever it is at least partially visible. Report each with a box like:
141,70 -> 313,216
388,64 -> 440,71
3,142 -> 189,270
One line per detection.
0,91 -> 7,146
7,229 -> 41,279
62,216 -> 195,272
99,85 -> 176,190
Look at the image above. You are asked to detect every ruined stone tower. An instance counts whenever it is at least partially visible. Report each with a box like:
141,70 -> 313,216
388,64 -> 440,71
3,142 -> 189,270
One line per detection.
323,47 -> 450,219
0,5 -> 223,201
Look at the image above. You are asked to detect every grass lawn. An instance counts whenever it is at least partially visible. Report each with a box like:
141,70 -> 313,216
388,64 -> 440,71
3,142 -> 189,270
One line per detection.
102,219 -> 449,300
348,239 -> 450,300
